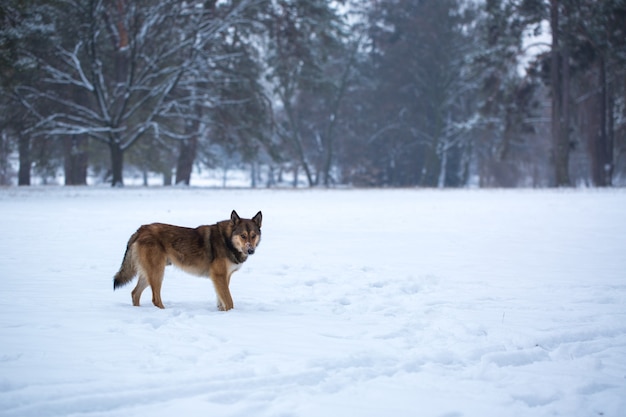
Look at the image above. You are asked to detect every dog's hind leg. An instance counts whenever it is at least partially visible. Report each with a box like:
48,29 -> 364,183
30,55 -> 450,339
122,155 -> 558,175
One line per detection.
143,255 -> 167,309
150,271 -> 166,309
133,243 -> 167,309
131,274 -> 149,307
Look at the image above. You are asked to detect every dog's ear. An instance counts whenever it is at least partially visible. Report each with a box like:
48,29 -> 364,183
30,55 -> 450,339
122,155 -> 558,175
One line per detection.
252,211 -> 262,228
230,210 -> 241,225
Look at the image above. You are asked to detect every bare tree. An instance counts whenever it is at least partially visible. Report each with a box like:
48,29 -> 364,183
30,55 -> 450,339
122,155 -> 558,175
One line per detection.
15,0 -> 255,186
262,0 -> 348,187
161,0 -> 271,186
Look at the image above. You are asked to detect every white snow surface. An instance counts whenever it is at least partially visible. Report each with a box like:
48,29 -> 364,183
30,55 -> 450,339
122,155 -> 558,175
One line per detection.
1,187 -> 625,417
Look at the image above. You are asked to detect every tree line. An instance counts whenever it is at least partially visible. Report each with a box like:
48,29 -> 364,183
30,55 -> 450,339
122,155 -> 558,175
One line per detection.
1,0 -> 625,187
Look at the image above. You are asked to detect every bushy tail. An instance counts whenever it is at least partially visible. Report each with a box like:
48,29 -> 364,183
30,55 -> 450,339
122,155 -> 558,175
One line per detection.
113,232 -> 139,290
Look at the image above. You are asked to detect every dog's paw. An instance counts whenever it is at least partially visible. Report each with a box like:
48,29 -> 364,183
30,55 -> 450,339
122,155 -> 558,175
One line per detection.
217,302 -> 233,311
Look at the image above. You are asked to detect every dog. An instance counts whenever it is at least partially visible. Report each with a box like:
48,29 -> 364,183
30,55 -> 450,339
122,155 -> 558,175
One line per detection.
113,210 -> 261,311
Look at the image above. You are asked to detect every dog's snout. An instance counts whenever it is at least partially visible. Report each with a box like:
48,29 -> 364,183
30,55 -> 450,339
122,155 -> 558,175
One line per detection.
244,242 -> 255,255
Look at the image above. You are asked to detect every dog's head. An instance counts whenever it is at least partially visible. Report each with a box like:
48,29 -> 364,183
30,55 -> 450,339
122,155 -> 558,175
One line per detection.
230,210 -> 262,256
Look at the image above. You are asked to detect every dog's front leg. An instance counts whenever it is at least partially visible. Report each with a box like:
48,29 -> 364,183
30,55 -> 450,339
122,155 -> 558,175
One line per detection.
212,274 -> 234,311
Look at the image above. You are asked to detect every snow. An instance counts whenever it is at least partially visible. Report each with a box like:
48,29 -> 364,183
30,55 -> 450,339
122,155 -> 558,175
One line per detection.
1,187 -> 625,417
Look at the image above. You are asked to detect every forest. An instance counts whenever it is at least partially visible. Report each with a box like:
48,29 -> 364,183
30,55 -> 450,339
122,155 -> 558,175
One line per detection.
1,0 -> 625,188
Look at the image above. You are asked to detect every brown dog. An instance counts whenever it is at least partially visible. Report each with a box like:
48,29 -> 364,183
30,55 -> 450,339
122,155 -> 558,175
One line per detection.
113,210 -> 262,310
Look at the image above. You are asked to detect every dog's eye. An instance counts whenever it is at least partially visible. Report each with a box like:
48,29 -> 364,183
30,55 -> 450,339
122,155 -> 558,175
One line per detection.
250,234 -> 256,239
241,233 -> 247,239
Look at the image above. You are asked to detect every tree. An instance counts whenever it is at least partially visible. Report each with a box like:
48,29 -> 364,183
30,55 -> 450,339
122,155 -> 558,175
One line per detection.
14,0 -> 256,186
471,0 -> 545,187
1,0 -> 57,185
361,0 -> 481,187
549,0 -> 572,186
3,0 -> 622,188
535,0 -> 626,186
263,0 -> 348,187
165,0 -> 272,185
569,0 -> 626,186
473,0 -> 625,187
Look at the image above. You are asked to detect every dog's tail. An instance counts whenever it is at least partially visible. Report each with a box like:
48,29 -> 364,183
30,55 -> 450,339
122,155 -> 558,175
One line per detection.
113,232 -> 139,290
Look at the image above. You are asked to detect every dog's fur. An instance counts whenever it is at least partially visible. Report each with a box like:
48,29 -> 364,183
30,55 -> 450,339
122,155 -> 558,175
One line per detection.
113,210 -> 261,311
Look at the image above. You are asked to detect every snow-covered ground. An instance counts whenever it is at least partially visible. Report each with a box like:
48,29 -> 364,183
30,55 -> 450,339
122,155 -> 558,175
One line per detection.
1,187 -> 625,417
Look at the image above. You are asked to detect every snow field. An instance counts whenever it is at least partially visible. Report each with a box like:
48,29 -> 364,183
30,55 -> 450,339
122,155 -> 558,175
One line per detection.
1,187 -> 625,416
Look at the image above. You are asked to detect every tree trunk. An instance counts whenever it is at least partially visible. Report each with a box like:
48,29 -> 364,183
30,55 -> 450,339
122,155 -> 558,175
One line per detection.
0,132 -> 11,185
420,142 -> 441,187
251,162 -> 259,188
109,141 -> 124,187
437,144 -> 448,189
606,65 -> 615,186
175,136 -> 198,185
175,99 -> 201,186
591,56 -> 613,186
321,39 -> 361,187
281,99 -> 315,187
550,0 -> 571,186
293,165 -> 299,188
63,136 -> 88,185
163,170 -> 173,186
18,134 -> 31,186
